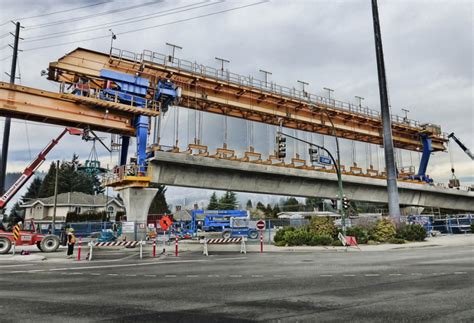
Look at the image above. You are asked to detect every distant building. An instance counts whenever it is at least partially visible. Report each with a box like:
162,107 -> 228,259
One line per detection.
20,192 -> 125,225
277,211 -> 339,219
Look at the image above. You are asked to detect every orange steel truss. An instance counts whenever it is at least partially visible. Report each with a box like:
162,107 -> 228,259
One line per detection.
46,47 -> 447,152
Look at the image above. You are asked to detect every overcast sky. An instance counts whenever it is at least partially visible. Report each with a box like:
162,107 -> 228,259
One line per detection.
0,0 -> 472,208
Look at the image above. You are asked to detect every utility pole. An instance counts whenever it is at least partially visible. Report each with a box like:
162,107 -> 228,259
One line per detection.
52,160 -> 59,235
259,69 -> 272,87
165,42 -> 182,62
371,0 -> 401,221
0,21 -> 21,198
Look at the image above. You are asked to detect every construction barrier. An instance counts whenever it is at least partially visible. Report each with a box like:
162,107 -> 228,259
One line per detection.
200,237 -> 247,256
338,232 -> 361,250
87,240 -> 145,261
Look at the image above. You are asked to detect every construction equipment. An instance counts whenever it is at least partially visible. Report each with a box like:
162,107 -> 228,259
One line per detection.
0,127 -> 83,210
448,133 -> 473,160
0,220 -> 60,254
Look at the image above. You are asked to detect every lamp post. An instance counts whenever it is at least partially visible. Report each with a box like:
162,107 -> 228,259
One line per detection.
259,69 -> 272,88
323,87 -> 334,100
165,42 -> 182,62
108,29 -> 116,55
215,57 -> 230,74
297,80 -> 309,97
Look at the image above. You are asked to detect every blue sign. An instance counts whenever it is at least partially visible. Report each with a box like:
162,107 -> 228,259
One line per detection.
319,156 -> 332,165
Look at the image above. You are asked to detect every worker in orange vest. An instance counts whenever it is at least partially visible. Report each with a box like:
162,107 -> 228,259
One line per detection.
67,228 -> 76,258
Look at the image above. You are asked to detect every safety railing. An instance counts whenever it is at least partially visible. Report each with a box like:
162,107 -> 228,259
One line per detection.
102,164 -> 152,187
111,47 -> 444,132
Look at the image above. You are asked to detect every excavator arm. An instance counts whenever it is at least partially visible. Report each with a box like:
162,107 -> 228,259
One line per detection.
448,133 -> 474,160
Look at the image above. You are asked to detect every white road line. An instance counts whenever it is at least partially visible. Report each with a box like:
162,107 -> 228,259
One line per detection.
27,270 -> 46,273
125,274 -> 136,277
8,270 -> 28,273
454,272 -> 467,275
71,272 -> 83,275
389,274 -> 402,276
343,274 -> 356,277
208,274 -> 220,278
229,274 -> 242,278
144,275 -> 156,277
107,274 -> 118,276
251,275 -> 264,278
165,275 -> 176,278
0,264 -> 34,268
411,273 -> 422,276
365,274 -> 380,277
320,274 -> 333,277
187,275 -> 198,278
273,274 -> 287,278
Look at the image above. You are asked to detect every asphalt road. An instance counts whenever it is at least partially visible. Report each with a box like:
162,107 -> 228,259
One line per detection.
0,244 -> 472,322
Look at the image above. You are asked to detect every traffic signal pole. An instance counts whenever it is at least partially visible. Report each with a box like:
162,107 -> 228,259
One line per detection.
277,130 -> 346,234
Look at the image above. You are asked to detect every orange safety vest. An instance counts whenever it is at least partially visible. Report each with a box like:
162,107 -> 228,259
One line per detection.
68,232 -> 76,244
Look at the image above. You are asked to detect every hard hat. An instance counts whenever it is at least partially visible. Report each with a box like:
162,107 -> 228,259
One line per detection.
68,228 -> 75,232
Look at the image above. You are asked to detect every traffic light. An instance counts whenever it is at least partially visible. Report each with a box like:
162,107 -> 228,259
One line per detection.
276,135 -> 286,159
309,148 -> 319,163
343,196 -> 350,210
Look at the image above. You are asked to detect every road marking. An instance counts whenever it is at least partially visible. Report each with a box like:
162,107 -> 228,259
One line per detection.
165,275 -> 176,278
343,274 -> 356,277
389,274 -> 402,276
365,274 -> 380,277
411,273 -> 422,276
8,270 -> 29,273
229,274 -> 242,278
320,274 -> 333,277
125,274 -> 136,277
27,269 -> 46,273
273,274 -> 287,278
187,275 -> 198,278
208,274 -> 220,278
0,264 -> 34,268
454,272 -> 467,275
144,275 -> 156,277
71,272 -> 83,275
107,274 -> 118,276
252,275 -> 264,278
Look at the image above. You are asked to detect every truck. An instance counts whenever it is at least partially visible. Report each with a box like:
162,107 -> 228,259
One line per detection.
173,210 -> 259,239
0,220 -> 60,254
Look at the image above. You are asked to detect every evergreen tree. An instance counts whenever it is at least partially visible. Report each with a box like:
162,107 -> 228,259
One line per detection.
218,191 -> 237,210
246,199 -> 253,210
264,204 -> 273,218
271,204 -> 281,218
207,192 -> 219,210
148,184 -> 170,214
305,197 -> 322,211
283,197 -> 301,212
38,161 -> 57,198
22,177 -> 43,202
256,201 -> 265,211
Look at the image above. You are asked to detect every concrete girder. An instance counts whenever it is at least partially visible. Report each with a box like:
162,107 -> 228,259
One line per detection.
149,152 -> 474,212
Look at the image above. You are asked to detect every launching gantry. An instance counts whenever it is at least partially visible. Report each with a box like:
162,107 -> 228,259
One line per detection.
47,47 -> 447,153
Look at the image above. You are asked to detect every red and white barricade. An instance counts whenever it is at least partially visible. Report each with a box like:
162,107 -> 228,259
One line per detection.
199,237 -> 247,256
87,240 -> 145,261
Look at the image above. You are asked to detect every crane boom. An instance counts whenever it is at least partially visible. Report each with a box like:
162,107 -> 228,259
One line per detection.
448,132 -> 474,160
0,127 -> 83,209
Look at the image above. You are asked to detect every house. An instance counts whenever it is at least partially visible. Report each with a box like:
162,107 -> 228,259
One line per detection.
20,192 -> 125,225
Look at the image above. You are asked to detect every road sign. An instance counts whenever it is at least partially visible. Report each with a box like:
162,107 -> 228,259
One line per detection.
159,216 -> 173,231
256,220 -> 266,230
121,221 -> 135,233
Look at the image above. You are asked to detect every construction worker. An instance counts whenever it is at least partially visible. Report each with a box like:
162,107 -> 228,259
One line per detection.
67,228 -> 76,258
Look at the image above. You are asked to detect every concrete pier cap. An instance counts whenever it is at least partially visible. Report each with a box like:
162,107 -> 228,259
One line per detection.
118,187 -> 158,241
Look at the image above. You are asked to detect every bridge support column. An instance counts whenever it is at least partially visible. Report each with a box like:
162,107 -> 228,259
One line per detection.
119,187 -> 158,241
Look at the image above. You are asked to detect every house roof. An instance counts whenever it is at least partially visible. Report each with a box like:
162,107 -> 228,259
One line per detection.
20,192 -> 124,208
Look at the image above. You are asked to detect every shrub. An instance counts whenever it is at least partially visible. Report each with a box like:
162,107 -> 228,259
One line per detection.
309,217 -> 336,237
274,226 -> 295,243
346,226 -> 369,244
388,238 -> 406,244
369,218 -> 396,242
308,234 -> 333,246
283,228 -> 312,246
396,224 -> 426,241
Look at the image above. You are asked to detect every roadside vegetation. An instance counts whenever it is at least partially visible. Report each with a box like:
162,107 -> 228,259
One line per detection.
274,217 -> 427,246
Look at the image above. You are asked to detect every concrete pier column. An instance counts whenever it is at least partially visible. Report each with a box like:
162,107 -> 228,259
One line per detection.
119,187 -> 158,241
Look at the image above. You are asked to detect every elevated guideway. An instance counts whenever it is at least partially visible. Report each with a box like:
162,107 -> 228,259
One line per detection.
149,151 -> 474,211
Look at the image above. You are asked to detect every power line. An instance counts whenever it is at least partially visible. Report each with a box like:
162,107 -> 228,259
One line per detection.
23,1 -> 269,52
24,0 -> 163,30
23,1 -> 219,43
0,0 -> 113,27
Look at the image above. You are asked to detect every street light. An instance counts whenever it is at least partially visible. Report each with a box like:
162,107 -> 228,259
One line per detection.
215,57 -> 230,72
323,87 -> 334,100
402,108 -> 410,123
165,42 -> 182,62
297,80 -> 309,97
355,96 -> 364,107
259,69 -> 272,87
109,29 -> 116,55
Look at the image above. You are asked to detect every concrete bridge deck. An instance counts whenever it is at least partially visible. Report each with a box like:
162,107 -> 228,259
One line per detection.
150,152 -> 474,211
